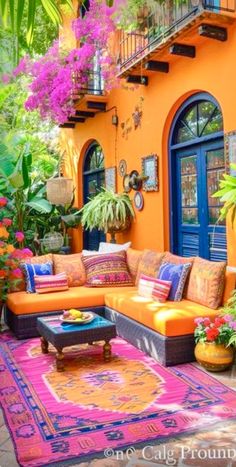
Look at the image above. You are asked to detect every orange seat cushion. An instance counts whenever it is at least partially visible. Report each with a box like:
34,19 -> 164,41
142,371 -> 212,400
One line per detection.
7,286 -> 136,315
105,290 -> 220,337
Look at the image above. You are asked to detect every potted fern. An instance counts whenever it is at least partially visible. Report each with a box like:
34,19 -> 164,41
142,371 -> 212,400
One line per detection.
79,189 -> 135,243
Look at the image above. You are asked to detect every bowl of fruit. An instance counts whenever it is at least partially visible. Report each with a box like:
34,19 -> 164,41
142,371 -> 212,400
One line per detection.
61,309 -> 94,324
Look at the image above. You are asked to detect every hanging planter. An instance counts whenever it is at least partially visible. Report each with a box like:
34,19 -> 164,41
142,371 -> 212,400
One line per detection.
46,177 -> 74,206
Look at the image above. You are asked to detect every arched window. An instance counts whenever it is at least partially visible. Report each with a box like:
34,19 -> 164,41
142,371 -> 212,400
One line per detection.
84,143 -> 104,172
174,100 -> 223,144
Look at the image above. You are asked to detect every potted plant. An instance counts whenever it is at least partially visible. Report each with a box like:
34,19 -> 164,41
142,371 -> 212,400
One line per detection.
194,316 -> 236,371
212,163 -> 236,224
79,188 -> 135,243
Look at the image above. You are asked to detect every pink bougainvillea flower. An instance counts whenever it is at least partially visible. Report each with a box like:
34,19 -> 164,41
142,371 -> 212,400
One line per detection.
0,197 -> 8,207
15,231 -> 24,242
21,248 -> 33,257
2,218 -> 12,227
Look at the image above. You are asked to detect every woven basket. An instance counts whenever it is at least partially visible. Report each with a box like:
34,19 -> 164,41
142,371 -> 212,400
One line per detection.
46,177 -> 73,205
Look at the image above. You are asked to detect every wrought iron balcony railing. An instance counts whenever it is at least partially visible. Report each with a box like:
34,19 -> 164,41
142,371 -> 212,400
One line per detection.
119,0 -> 236,70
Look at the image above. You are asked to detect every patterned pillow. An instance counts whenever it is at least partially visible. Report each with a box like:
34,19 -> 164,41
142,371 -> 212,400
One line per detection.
186,257 -> 226,309
138,274 -> 172,302
53,253 -> 86,287
34,273 -> 68,294
126,248 -> 143,282
158,262 -> 192,301
22,262 -> 53,293
10,253 -> 53,292
136,249 -> 165,285
81,251 -> 133,287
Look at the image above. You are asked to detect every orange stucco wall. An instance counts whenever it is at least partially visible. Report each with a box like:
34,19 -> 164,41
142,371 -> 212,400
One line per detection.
61,19 -> 236,266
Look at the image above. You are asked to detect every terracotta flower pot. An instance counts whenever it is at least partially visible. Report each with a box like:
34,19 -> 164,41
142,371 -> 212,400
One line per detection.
194,341 -> 234,372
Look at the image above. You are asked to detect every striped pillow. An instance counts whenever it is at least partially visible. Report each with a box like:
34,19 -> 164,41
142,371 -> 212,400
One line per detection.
34,273 -> 68,294
81,251 -> 133,287
138,274 -> 172,302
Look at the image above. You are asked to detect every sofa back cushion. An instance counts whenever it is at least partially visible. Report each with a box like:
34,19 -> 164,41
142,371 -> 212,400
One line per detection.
164,252 -> 194,266
81,250 -> 133,287
126,248 -> 143,282
34,272 -> 69,294
138,274 -> 171,302
53,253 -> 86,287
186,256 -> 226,309
98,241 -> 131,253
136,249 -> 165,285
158,262 -> 192,301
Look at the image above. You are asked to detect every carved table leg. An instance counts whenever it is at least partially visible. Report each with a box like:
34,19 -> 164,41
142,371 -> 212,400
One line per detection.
103,341 -> 111,362
40,336 -> 49,354
56,348 -> 65,372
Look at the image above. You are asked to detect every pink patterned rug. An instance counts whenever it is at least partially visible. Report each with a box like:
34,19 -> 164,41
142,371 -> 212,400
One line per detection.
1,333 -> 236,467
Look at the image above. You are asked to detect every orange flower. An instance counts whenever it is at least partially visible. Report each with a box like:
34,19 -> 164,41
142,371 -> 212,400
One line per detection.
0,270 -> 7,278
6,244 -> 15,254
0,247 -> 6,256
0,226 -> 9,239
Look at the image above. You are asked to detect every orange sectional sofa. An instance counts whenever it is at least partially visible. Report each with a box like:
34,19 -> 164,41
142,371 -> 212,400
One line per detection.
5,249 -> 236,366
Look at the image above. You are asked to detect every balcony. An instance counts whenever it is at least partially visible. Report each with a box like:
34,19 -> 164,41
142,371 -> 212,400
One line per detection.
119,0 -> 236,78
60,70 -> 108,128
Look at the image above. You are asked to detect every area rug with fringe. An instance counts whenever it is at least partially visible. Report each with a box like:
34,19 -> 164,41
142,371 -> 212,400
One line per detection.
1,333 -> 236,467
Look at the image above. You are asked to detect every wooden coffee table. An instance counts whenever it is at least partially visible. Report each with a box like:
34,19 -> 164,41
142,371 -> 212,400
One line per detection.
37,312 -> 117,371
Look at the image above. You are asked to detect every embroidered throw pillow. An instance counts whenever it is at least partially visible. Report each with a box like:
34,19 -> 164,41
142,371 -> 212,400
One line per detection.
81,251 -> 133,287
22,262 -> 53,293
136,249 -> 165,285
53,253 -> 86,287
10,253 -> 53,293
98,241 -> 131,253
34,273 -> 68,294
158,262 -> 192,301
138,274 -> 172,302
186,256 -> 226,309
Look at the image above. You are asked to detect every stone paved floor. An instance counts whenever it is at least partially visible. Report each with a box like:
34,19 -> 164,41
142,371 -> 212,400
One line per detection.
1,323 -> 236,467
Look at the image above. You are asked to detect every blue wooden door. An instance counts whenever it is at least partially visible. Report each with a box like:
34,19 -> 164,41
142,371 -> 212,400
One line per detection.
175,141 -> 226,260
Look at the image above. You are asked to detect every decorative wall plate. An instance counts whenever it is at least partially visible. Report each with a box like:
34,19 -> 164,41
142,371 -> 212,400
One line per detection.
119,159 -> 127,177
134,191 -> 144,211
123,174 -> 131,193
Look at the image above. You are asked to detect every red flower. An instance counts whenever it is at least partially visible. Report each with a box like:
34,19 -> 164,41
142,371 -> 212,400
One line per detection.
0,269 -> 7,278
206,327 -> 220,342
214,317 -> 226,327
203,318 -> 211,326
0,197 -> 7,207
2,218 -> 12,227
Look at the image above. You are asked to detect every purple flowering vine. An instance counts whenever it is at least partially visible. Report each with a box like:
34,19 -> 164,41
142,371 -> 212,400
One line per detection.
14,0 -> 118,125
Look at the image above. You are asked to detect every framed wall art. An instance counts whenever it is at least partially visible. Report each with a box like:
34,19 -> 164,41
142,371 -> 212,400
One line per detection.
105,167 -> 117,192
141,154 -> 159,191
225,131 -> 236,176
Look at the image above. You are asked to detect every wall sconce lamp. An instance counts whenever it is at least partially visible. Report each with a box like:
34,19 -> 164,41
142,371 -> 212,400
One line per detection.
129,170 -> 149,191
112,114 -> 119,126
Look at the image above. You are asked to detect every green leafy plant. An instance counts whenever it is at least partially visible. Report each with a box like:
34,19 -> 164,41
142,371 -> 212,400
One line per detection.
212,164 -> 236,225
79,189 -> 134,240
